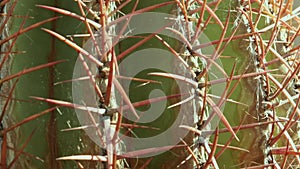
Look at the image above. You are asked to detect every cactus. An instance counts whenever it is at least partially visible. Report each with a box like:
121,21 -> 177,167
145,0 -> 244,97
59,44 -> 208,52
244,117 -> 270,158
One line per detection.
1,0 -> 300,169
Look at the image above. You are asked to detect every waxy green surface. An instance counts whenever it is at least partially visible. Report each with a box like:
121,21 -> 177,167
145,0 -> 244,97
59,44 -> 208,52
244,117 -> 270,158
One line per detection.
8,1 -> 94,168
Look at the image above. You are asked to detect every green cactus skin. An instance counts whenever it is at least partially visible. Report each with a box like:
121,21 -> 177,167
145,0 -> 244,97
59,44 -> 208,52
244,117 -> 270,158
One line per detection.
6,1 -> 98,168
